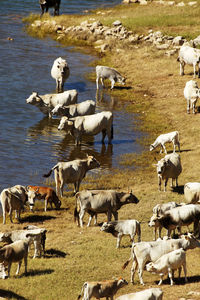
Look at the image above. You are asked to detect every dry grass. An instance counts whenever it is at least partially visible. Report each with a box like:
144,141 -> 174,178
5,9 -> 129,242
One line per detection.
2,2 -> 200,299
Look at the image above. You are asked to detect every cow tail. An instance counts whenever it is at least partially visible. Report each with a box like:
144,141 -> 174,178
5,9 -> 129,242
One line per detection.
122,243 -> 135,269
77,282 -> 87,300
177,56 -> 180,62
74,192 -> 80,225
137,222 -> 141,242
43,164 -> 59,178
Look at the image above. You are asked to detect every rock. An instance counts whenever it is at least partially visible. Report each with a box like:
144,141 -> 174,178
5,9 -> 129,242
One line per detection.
156,43 -> 170,50
193,35 -> 200,46
139,0 -> 148,5
165,49 -> 177,56
173,36 -> 184,46
187,292 -> 200,296
176,1 -> 185,6
113,20 -> 122,26
188,1 -> 197,5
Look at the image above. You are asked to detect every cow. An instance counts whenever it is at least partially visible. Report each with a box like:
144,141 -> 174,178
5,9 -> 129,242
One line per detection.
0,239 -> 30,278
115,288 -> 163,300
150,131 -> 180,154
77,278 -> 128,300
26,89 -> 77,118
0,185 -> 37,224
183,80 -> 200,114
43,156 -> 100,197
51,57 -> 70,93
148,204 -> 200,238
146,248 -> 187,286
58,111 -> 113,146
27,185 -> 61,212
39,0 -> 61,16
101,219 -> 141,248
184,182 -> 200,204
96,65 -> 126,90
0,226 -> 47,258
23,225 -> 47,256
122,233 -> 200,285
74,190 -> 139,228
177,44 -> 200,78
52,100 -> 96,118
153,152 -> 182,192
150,202 -> 180,240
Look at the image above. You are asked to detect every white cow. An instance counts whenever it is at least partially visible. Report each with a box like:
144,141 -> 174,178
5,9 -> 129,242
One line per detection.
52,100 -> 95,118
101,220 -> 141,248
150,131 -> 180,154
58,111 -> 113,146
0,185 -> 37,224
154,153 -> 182,192
51,57 -> 70,92
26,89 -> 78,118
146,248 -> 187,286
96,65 -> 126,90
122,233 -> 200,285
0,227 -> 47,258
77,278 -> 128,300
116,288 -> 163,300
183,80 -> 200,114
184,182 -> 200,204
177,45 -> 200,78
0,239 -> 30,278
43,156 -> 100,197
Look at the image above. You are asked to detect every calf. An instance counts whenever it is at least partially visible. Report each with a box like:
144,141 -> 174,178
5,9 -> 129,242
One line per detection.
101,220 -> 141,248
96,65 -> 126,90
39,0 -> 61,16
146,248 -> 187,286
0,240 -> 29,278
27,185 -> 61,212
77,278 -> 128,300
116,288 -> 163,300
51,57 -> 70,92
150,131 -> 180,154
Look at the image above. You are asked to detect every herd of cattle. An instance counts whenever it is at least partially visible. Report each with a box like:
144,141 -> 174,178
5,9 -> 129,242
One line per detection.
1,41 -> 200,299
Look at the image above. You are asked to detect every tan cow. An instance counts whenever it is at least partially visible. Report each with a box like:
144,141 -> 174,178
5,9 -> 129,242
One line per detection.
43,156 -> 100,197
77,278 -> 128,300
0,239 -> 29,278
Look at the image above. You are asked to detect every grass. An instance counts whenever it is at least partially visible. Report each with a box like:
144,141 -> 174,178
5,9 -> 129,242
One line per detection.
1,1 -> 200,299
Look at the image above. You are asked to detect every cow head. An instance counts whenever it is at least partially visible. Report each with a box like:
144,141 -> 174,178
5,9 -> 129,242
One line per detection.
148,214 -> 160,228
87,155 -> 100,170
27,189 -> 38,212
56,58 -> 69,76
58,117 -> 73,131
118,76 -> 126,85
121,190 -> 139,204
146,262 -> 156,273
26,92 -> 41,105
117,277 -> 128,288
0,232 -> 12,244
39,0 -> 46,4
155,158 -> 169,175
181,233 -> 200,249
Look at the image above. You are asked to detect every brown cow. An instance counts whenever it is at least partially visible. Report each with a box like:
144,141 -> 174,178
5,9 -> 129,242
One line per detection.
27,186 -> 61,212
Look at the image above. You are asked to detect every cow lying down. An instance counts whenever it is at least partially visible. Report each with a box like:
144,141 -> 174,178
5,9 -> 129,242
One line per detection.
116,288 -> 163,300
146,248 -> 187,286
101,220 -> 141,248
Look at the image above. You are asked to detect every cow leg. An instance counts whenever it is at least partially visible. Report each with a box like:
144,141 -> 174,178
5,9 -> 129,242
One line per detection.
79,209 -> 85,227
93,214 -> 97,226
187,99 -> 190,114
137,261 -> 145,285
193,63 -> 196,78
116,233 -> 122,248
16,260 -> 22,275
87,213 -> 95,227
158,226 -> 162,239
2,206 -> 6,225
112,211 -> 118,221
158,176 -> 162,191
158,274 -> 164,285
96,76 -> 99,89
110,79 -> 115,90
100,77 -> 105,88
107,210 -> 112,222
7,262 -> 12,278
164,179 -> 168,192
101,129 -> 106,143
168,268 -> 174,285
182,262 -> 188,283
131,260 -> 138,284
180,61 -> 185,76
9,208 -> 13,223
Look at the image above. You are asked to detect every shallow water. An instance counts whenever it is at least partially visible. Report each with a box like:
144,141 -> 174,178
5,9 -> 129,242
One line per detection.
0,0 -> 143,191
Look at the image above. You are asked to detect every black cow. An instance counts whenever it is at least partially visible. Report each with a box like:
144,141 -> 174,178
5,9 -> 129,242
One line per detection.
39,0 -> 61,16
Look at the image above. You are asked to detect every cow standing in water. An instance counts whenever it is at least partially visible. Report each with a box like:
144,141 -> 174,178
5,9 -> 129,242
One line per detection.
39,0 -> 61,16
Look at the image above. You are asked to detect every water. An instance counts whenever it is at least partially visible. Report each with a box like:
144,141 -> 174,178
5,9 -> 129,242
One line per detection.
0,0 -> 143,191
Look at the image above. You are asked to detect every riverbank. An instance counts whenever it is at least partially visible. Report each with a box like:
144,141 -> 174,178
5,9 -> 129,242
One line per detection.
0,2 -> 200,299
